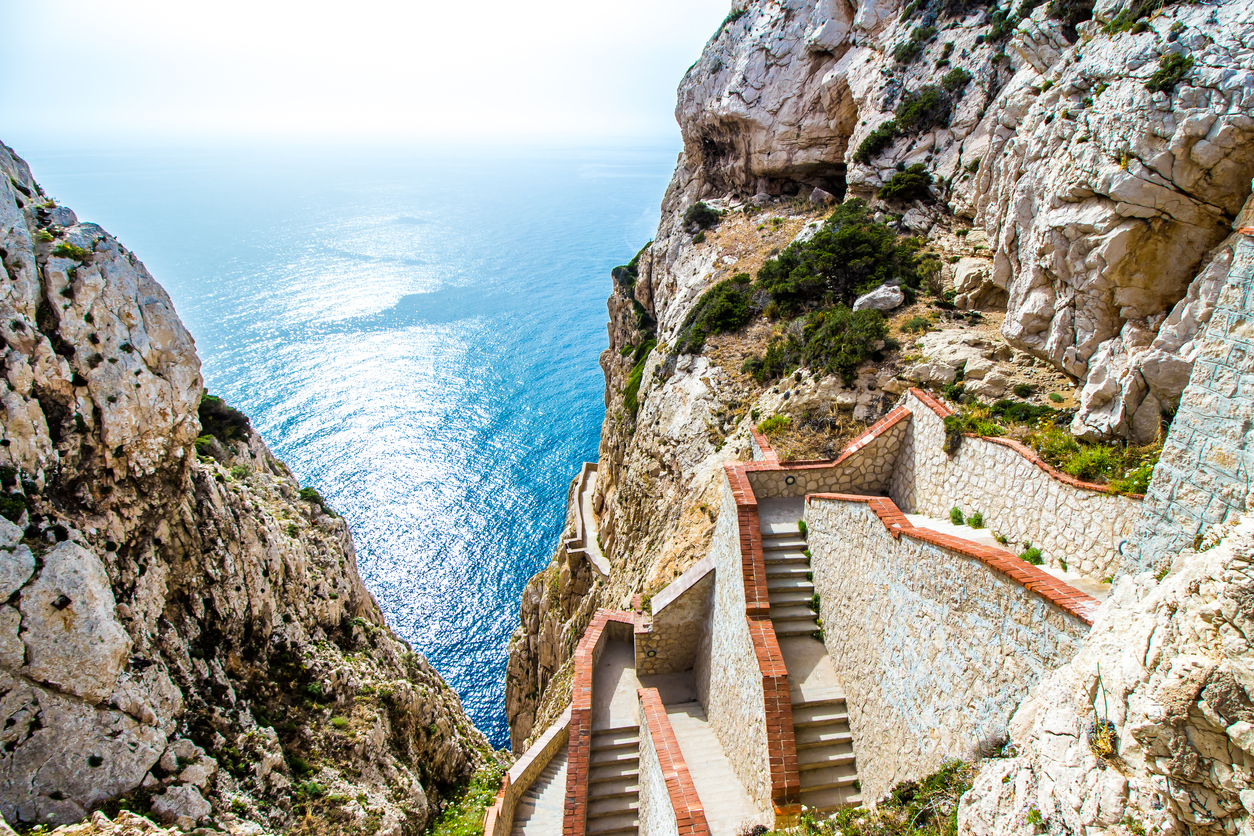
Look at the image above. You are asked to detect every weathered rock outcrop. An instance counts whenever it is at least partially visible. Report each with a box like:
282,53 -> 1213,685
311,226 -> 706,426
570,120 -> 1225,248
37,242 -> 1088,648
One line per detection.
0,142 -> 487,834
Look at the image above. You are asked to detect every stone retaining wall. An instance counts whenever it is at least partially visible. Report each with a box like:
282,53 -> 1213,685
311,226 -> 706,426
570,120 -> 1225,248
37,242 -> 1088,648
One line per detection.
805,494 -> 1092,802
637,689 -> 709,836
693,478 -> 774,806
1129,237 -> 1254,573
744,408 -> 909,498
635,556 -> 714,676
891,390 -> 1141,579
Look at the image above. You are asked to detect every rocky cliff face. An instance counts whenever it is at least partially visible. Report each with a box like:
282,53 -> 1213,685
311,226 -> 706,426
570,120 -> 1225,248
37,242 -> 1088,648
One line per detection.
0,143 -> 488,835
504,0 -> 1254,793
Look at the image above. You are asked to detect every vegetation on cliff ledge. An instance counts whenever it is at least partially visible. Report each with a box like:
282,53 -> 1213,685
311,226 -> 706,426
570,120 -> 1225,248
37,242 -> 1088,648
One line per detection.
765,759 -> 975,836
942,399 -> 1162,494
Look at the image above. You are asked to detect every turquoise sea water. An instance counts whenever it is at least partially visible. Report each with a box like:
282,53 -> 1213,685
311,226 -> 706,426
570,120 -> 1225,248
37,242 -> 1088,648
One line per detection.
14,138 -> 677,747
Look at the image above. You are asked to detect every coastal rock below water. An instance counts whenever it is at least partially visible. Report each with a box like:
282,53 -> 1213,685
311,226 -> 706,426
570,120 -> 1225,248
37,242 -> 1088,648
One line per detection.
0,140 -> 487,832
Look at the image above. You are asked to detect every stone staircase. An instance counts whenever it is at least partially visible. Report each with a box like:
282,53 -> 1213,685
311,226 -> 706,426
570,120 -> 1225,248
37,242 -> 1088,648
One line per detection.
761,511 -> 861,812
793,696 -> 860,811
664,702 -> 763,836
764,524 -> 820,638
587,726 -> 640,836
512,749 -> 568,836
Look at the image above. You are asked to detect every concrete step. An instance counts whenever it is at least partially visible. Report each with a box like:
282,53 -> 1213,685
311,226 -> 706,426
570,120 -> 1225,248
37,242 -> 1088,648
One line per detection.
762,551 -> 809,565
590,763 -> 639,784
762,536 -> 807,552
591,748 -> 639,767
585,813 -> 638,835
769,590 -> 816,608
765,563 -> 811,579
591,732 -> 639,753
770,604 -> 818,621
767,576 -> 814,592
585,777 -> 639,799
800,785 -> 862,812
588,798 -> 639,820
792,703 -> 849,729
799,764 -> 859,792
773,620 -> 819,636
798,748 -> 856,770
761,520 -> 803,537
795,726 -> 852,750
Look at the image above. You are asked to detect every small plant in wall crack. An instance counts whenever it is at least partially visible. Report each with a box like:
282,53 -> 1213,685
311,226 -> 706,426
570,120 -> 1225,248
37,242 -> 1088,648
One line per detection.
1019,543 -> 1044,565
950,506 -> 965,526
808,592 -> 821,613
797,519 -> 808,537
967,511 -> 983,529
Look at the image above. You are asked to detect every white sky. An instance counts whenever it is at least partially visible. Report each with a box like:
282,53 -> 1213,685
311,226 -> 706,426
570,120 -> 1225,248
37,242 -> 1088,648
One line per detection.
0,0 -> 729,144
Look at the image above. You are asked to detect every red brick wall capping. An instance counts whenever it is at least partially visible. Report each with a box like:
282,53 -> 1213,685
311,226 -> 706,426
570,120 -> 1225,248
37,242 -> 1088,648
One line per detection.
638,688 -> 711,836
749,406 -> 911,468
564,609 -> 638,836
906,388 -> 1144,500
805,493 -> 1100,626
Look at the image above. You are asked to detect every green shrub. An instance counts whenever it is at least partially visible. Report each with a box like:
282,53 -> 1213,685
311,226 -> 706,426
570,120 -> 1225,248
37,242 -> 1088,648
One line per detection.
1145,53 -> 1192,94
878,164 -> 934,202
611,241 -> 651,290
674,274 -> 753,355
693,231 -> 706,244
1020,545 -> 1044,565
901,315 -> 932,334
298,486 -> 336,517
895,86 -> 952,134
941,67 -> 973,93
0,493 -> 27,523
755,199 -> 924,314
683,202 -> 722,231
798,519 -> 808,537
52,243 -> 91,261
950,506 -> 965,526
757,414 -> 792,436
1049,392 -> 1064,402
968,511 -> 984,528
330,717 -> 349,729
995,532 -> 1009,545
1012,383 -> 1032,397
854,119 -> 900,164
622,339 -> 657,417
1064,446 -> 1120,481
199,393 -> 251,444
229,464 -> 250,479
989,398 -> 1055,424
1048,0 -> 1094,35
893,25 -> 936,63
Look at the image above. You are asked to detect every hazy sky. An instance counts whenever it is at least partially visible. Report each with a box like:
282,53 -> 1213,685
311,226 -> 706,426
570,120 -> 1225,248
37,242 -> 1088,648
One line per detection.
0,0 -> 729,145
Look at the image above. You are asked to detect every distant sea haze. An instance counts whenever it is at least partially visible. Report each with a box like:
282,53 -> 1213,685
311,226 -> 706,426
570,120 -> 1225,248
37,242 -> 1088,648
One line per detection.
21,138 -> 677,746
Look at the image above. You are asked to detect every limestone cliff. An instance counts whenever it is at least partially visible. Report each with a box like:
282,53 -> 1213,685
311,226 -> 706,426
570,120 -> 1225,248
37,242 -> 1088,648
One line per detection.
0,143 -> 488,835
504,0 -> 1254,789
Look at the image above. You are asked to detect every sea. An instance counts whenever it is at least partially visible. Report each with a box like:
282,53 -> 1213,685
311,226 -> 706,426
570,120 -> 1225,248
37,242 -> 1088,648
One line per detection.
13,136 -> 679,747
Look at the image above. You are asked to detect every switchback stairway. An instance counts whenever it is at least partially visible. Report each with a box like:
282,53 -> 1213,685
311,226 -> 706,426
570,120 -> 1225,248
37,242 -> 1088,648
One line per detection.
759,499 -> 861,812
586,726 -> 640,836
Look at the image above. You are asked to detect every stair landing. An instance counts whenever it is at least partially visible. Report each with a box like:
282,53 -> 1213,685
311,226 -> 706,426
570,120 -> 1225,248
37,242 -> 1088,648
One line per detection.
664,702 -> 767,836
512,748 -> 568,836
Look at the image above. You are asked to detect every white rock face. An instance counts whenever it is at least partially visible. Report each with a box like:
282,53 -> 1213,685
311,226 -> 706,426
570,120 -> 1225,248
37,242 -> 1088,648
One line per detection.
853,284 -> 905,312
0,141 -> 488,830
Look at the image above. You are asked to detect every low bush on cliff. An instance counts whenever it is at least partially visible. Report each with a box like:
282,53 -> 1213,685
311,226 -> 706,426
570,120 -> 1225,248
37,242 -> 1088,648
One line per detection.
623,339 -> 657,417
769,759 -> 975,836
429,758 -> 509,836
199,392 -> 251,444
742,306 -> 889,386
853,86 -> 953,165
755,199 -> 925,315
878,164 -> 934,202
941,400 -> 1161,493
1145,52 -> 1193,94
683,201 -> 722,231
675,274 -> 754,355
611,241 -> 650,290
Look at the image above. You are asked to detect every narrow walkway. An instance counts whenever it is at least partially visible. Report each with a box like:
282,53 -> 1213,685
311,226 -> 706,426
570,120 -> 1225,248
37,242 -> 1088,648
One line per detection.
512,749 -> 568,836
665,702 -> 764,836
905,513 -> 1112,602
